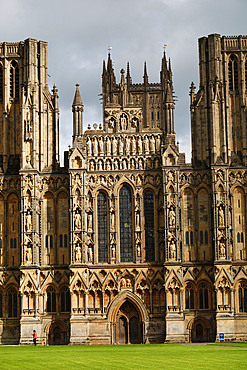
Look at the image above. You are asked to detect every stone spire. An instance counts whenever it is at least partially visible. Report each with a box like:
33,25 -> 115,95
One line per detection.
72,83 -> 84,137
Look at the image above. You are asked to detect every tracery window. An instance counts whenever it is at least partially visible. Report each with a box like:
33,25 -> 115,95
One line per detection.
10,60 -> 19,100
47,286 -> 56,312
144,190 -> 155,262
97,192 -> 108,263
199,283 -> 209,309
119,185 -> 133,262
8,288 -> 17,317
239,282 -> 247,313
185,283 -> 195,309
60,286 -> 70,312
228,55 -> 238,92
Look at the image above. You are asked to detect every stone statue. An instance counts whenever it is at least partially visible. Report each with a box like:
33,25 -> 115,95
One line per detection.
150,136 -> 155,154
219,239 -> 226,257
131,137 -> 136,154
155,135 -> 161,153
137,243 -> 141,258
111,212 -> 115,230
218,205 -> 225,227
119,138 -> 124,155
137,136 -> 143,154
93,137 -> 98,156
87,213 -> 93,232
25,245 -> 32,263
112,244 -> 116,259
138,158 -> 143,169
88,245 -> 93,262
87,138 -> 92,156
106,137 -> 111,155
99,137 -> 104,156
25,210 -> 32,232
112,137 -> 118,155
122,159 -> 127,170
120,115 -> 127,131
136,212 -> 140,229
169,239 -> 176,260
169,207 -> 176,228
75,210 -> 81,230
98,160 -> 103,171
75,243 -> 82,262
144,136 -> 150,154
125,136 -> 130,154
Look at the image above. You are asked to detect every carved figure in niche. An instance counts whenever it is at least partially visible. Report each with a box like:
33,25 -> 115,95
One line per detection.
75,209 -> 81,230
130,158 -> 135,169
119,137 -> 124,155
126,278 -> 132,287
169,239 -> 176,260
25,244 -> 32,263
98,160 -> 103,171
154,158 -> 159,168
120,114 -> 128,131
106,137 -> 111,155
99,137 -> 104,156
137,175 -> 142,186
93,137 -> 98,156
218,205 -> 225,227
26,155 -> 31,166
87,213 -> 93,232
122,159 -> 127,170
87,138 -> 92,156
109,117 -> 115,129
106,160 -> 111,170
168,171 -> 174,182
88,245 -> 93,262
156,135 -> 161,153
89,161 -> 95,171
131,137 -> 136,154
219,239 -> 226,257
146,158 -> 152,168
137,243 -> 141,258
25,210 -> 32,232
155,175 -> 160,185
112,137 -> 118,155
137,136 -> 143,154
114,159 -> 119,170
75,243 -> 82,262
169,206 -> 176,228
120,278 -> 126,288
138,158 -> 143,170
125,136 -> 131,154
131,116 -> 138,128
144,136 -> 150,154
111,212 -> 115,230
150,136 -> 155,154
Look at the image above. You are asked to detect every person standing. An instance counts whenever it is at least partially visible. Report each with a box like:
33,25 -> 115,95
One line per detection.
33,330 -> 37,346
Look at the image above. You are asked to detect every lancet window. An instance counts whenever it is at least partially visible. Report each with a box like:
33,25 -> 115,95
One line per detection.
10,60 -> 19,100
239,282 -> 247,313
119,185 -> 133,262
199,283 -> 209,309
144,190 -> 155,262
185,283 -> 195,309
228,55 -> 238,92
47,286 -> 56,312
97,192 -> 108,263
8,288 -> 17,317
60,286 -> 70,312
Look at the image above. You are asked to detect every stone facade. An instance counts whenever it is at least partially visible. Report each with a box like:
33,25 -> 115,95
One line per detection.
0,34 -> 246,345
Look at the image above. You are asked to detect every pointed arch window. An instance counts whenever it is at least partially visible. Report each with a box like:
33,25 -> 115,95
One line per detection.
47,286 -> 56,312
228,55 -> 238,92
64,234 -> 68,248
0,64 -> 3,101
119,185 -> 133,262
199,283 -> 209,309
60,286 -> 70,312
60,234 -> 63,248
185,283 -> 195,309
239,282 -> 247,312
97,192 -> 108,263
10,60 -> 19,100
8,288 -> 17,317
144,190 -> 155,262
200,231 -> 203,245
185,231 -> 189,245
205,231 -> 208,245
237,232 -> 240,243
190,231 -> 193,245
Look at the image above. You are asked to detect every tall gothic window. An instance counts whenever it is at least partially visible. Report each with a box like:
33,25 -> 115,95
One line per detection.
8,288 -> 17,317
144,191 -> 155,262
97,192 -> 108,263
228,55 -> 238,92
10,61 -> 19,100
199,283 -> 209,309
239,282 -> 247,313
185,283 -> 195,309
119,185 -> 133,262
47,286 -> 56,312
0,64 -> 3,101
60,286 -> 70,312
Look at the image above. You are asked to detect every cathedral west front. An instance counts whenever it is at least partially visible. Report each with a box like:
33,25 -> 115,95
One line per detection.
0,34 -> 246,345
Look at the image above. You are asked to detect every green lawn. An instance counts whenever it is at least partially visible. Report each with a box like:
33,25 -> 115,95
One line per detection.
0,344 -> 246,370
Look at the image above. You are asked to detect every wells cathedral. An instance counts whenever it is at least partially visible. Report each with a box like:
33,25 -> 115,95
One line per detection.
0,33 -> 247,345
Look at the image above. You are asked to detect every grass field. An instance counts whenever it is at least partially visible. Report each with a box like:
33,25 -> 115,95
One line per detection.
0,343 -> 246,370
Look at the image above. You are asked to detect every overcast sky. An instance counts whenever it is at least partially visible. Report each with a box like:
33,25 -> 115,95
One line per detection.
0,0 -> 247,163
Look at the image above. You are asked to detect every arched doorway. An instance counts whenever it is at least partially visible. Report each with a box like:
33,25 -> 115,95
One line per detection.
116,300 -> 142,344
47,321 -> 68,345
190,318 -> 211,343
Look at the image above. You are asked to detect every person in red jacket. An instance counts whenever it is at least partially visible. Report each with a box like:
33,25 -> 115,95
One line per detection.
33,330 -> 37,346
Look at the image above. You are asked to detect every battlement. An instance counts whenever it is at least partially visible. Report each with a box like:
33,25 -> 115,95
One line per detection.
221,35 -> 247,51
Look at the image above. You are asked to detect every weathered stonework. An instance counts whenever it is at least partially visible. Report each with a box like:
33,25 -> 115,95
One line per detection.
0,34 -> 246,345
